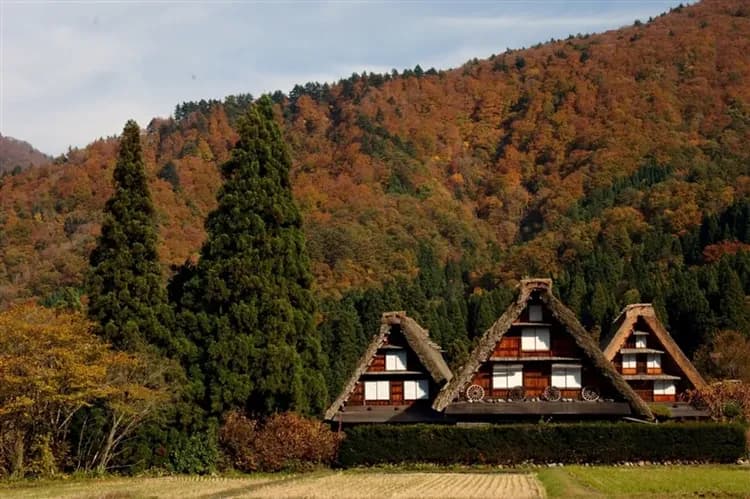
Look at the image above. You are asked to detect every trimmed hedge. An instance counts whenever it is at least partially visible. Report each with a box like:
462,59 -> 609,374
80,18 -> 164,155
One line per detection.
339,423 -> 747,466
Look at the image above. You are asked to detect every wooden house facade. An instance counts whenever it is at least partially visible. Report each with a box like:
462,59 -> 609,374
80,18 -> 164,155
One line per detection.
433,279 -> 653,420
602,304 -> 707,416
324,312 -> 453,424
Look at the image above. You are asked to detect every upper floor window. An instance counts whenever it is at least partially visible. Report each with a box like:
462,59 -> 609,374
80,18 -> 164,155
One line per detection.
647,353 -> 661,370
634,333 -> 648,349
385,351 -> 407,371
622,353 -> 636,370
521,327 -> 550,351
528,304 -> 544,322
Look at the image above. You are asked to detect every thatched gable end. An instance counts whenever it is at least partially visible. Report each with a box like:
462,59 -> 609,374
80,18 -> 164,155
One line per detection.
602,304 -> 707,390
323,311 -> 453,421
432,279 -> 654,419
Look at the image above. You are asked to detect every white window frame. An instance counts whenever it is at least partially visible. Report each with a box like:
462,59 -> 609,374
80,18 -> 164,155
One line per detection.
635,335 -> 647,349
528,304 -> 544,322
521,327 -> 550,351
385,351 -> 407,371
622,353 -> 636,370
404,379 -> 429,400
364,380 -> 390,401
492,364 -> 523,389
654,380 -> 676,395
647,354 -> 662,370
551,364 -> 582,389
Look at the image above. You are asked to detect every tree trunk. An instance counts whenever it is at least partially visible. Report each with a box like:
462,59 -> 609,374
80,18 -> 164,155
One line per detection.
96,414 -> 118,474
11,431 -> 24,478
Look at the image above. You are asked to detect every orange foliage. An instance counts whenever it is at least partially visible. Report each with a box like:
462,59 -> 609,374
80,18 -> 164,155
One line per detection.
1,0 -> 750,303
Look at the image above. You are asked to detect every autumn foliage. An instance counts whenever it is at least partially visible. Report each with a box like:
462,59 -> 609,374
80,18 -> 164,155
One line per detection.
1,0 -> 749,305
0,304 -> 173,477
219,411 -> 343,472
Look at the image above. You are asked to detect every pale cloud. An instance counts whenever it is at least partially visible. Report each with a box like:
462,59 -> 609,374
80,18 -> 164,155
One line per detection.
1,1 -> 685,155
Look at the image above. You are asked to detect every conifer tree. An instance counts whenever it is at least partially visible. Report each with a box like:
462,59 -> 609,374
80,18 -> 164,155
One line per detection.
177,97 -> 327,416
87,120 -> 172,352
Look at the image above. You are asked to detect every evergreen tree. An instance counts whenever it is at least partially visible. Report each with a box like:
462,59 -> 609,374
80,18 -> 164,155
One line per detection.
87,120 -> 172,352
176,97 -> 327,416
717,260 -> 750,336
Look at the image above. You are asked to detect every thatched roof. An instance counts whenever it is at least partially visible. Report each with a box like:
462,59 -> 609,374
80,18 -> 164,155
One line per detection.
324,311 -> 453,421
602,304 -> 707,390
432,279 -> 654,419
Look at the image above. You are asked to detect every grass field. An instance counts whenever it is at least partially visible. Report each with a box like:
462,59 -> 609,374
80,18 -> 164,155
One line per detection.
0,465 -> 748,498
537,465 -> 750,498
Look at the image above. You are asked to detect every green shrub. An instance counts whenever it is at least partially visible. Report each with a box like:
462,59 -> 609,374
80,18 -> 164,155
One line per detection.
339,423 -> 747,466
168,428 -> 219,474
648,404 -> 673,420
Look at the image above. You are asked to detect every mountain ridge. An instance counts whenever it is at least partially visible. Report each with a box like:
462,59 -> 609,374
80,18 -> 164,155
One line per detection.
0,134 -> 51,174
0,0 -> 748,307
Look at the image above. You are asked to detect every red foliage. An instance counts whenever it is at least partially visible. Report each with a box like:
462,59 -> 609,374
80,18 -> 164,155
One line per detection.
702,241 -> 750,263
219,411 -> 343,472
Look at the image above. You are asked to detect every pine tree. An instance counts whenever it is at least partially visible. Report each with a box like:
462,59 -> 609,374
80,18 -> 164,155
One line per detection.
87,120 -> 172,352
177,97 -> 327,416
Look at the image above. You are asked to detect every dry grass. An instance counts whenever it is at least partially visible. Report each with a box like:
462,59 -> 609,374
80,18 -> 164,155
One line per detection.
0,472 -> 543,499
250,471 -> 543,498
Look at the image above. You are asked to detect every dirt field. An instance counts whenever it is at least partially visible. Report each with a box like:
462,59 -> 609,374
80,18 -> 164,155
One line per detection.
0,472 -> 544,499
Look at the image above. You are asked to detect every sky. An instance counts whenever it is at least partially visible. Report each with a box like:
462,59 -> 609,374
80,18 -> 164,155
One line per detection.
2,0 -> 685,156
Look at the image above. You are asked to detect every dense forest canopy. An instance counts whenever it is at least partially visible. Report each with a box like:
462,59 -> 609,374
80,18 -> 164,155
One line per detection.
0,0 -> 749,382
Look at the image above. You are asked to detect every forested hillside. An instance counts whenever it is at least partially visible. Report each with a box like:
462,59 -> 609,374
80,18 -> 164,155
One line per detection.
0,134 -> 50,174
1,0 -> 749,386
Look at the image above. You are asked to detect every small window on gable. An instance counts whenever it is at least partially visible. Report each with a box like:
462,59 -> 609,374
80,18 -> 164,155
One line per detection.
364,380 -> 390,400
647,354 -> 661,369
622,354 -> 636,370
404,379 -> 429,400
521,327 -> 550,351
654,380 -> 675,395
528,304 -> 543,322
635,334 -> 647,349
551,364 -> 582,389
385,351 -> 407,371
493,364 -> 523,389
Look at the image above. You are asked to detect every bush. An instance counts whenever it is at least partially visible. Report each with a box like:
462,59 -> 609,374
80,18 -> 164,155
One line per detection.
168,428 -> 219,474
339,423 -> 747,466
219,412 -> 343,472
648,403 -> 673,420
219,411 -> 258,471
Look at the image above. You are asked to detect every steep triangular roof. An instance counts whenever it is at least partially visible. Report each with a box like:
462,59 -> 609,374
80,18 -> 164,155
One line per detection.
432,279 -> 653,419
602,303 -> 707,390
324,311 -> 453,420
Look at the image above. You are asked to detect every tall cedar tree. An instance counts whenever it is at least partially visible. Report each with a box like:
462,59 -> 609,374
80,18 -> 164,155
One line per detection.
87,120 -> 172,352
177,97 -> 327,417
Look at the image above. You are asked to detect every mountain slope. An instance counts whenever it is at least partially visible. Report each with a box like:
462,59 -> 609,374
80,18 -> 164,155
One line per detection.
0,134 -> 51,174
1,0 -> 749,306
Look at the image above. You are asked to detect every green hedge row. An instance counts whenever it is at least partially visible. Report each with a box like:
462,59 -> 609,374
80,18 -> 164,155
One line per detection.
338,423 -> 747,466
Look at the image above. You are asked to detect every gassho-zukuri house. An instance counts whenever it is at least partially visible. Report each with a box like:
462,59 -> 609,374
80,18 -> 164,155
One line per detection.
601,303 -> 708,418
431,279 -> 653,421
324,311 -> 453,424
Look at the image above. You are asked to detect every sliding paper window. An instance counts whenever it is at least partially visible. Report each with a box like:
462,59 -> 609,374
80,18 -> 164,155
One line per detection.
551,364 -> 582,389
404,379 -> 429,400
364,380 -> 390,400
493,364 -> 523,389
